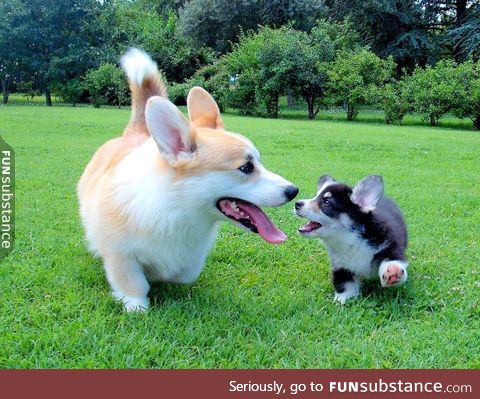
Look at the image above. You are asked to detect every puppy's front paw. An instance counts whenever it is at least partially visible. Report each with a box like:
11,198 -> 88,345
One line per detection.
380,261 -> 407,287
334,282 -> 360,304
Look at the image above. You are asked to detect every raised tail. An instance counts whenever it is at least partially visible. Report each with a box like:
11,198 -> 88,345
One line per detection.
120,48 -> 167,135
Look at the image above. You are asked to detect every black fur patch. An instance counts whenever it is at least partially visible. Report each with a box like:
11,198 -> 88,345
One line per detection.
332,268 -> 355,293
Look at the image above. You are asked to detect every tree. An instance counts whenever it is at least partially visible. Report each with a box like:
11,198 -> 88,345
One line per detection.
451,60 -> 480,129
380,82 -> 411,124
177,0 -> 326,54
102,3 -> 213,83
402,60 -> 461,126
292,19 -> 359,119
177,0 -> 261,54
325,48 -> 395,120
226,26 -> 313,118
260,0 -> 327,31
7,0 -> 107,106
445,3 -> 480,61
325,0 -> 434,72
0,0 -> 27,104
84,63 -> 129,108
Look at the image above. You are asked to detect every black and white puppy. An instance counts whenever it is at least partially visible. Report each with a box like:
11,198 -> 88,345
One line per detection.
295,175 -> 408,304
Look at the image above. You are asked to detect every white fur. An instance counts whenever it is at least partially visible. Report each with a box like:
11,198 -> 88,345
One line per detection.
317,180 -> 335,196
113,291 -> 150,312
324,225 -> 377,279
334,279 -> 360,304
120,48 -> 157,87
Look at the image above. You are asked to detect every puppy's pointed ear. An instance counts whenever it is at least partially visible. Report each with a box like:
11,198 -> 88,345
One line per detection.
317,175 -> 335,191
145,96 -> 195,162
351,175 -> 384,212
187,86 -> 224,129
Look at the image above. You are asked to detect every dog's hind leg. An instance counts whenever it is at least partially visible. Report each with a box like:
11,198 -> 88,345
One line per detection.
103,252 -> 150,312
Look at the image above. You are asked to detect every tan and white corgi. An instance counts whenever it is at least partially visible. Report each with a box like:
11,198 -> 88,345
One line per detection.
78,48 -> 298,311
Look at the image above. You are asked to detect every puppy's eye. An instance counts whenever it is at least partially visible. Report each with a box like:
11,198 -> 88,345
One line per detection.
238,161 -> 254,174
323,198 -> 331,206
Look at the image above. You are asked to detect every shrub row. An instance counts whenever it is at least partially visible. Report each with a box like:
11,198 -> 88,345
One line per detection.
381,60 -> 480,128
55,21 -> 480,129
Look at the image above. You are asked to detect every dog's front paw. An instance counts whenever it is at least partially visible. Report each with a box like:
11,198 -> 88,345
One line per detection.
123,296 -> 150,312
380,261 -> 407,287
112,291 -> 150,312
334,289 -> 360,305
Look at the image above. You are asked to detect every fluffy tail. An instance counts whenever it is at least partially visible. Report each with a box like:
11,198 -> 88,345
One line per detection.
120,48 -> 167,134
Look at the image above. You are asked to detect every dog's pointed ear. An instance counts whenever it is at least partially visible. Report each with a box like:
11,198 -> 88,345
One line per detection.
317,175 -> 335,191
351,175 -> 384,212
187,86 -> 224,129
145,96 -> 195,161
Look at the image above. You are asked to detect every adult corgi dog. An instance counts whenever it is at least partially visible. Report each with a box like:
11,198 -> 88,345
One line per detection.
78,49 -> 298,311
295,175 -> 408,304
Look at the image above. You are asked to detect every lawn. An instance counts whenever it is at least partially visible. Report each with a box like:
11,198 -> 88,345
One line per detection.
0,104 -> 479,368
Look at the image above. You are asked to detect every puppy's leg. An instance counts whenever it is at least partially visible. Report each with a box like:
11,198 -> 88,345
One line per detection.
379,260 -> 408,287
103,252 -> 150,312
332,267 -> 360,304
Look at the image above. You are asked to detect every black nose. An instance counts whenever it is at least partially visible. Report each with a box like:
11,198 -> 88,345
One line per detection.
284,185 -> 299,201
295,201 -> 304,210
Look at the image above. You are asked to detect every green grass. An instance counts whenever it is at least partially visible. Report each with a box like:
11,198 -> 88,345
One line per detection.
6,92 -> 478,131
0,104 -> 479,368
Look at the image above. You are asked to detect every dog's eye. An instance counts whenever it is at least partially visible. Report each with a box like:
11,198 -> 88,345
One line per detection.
323,198 -> 331,206
238,161 -> 254,174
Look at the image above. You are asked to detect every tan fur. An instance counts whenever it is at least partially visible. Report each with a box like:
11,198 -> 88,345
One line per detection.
126,75 -> 167,134
188,87 -> 224,129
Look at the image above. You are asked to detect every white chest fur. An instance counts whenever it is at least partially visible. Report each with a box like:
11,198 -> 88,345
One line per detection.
322,230 -> 377,278
110,141 -> 220,284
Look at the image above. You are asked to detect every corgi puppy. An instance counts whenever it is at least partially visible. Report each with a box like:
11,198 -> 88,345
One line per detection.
295,175 -> 408,304
78,48 -> 298,311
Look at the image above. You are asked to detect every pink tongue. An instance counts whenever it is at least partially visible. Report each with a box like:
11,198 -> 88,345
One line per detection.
237,202 -> 287,244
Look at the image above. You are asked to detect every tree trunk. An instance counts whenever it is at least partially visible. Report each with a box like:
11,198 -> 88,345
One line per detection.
1,78 -> 9,105
473,116 -> 480,130
306,96 -> 321,120
456,0 -> 467,24
347,102 -> 355,121
307,98 -> 314,119
287,91 -> 295,107
45,88 -> 52,106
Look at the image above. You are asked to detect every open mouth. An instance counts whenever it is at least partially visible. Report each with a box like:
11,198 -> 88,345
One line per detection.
216,198 -> 287,244
298,220 -> 322,234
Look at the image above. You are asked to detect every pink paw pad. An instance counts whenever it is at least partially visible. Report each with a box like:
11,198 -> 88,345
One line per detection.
382,264 -> 405,286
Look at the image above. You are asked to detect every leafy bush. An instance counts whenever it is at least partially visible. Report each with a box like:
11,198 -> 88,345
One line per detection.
380,82 -> 411,124
168,62 -> 230,111
168,82 -> 190,106
53,78 -> 87,106
84,63 -> 129,108
402,61 -> 461,126
223,30 -> 263,116
451,60 -> 480,129
325,48 -> 395,120
225,26 -> 323,118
